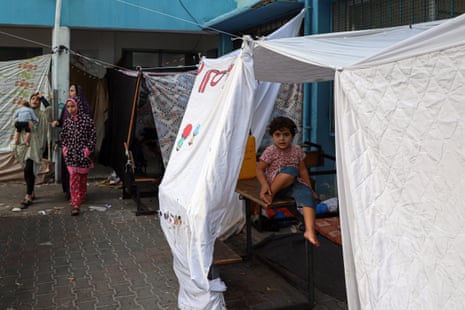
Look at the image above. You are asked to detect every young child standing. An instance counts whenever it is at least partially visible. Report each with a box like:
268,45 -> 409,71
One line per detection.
60,97 -> 96,216
256,116 -> 320,247
13,100 -> 39,146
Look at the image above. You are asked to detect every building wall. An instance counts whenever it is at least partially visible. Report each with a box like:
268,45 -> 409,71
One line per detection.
0,0 -> 238,31
71,29 -> 218,65
0,1 -> 305,66
0,1 -> 269,66
0,26 -> 219,65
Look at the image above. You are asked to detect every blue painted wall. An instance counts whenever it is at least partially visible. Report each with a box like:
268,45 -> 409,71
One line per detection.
0,1 -> 56,27
0,0 -> 238,31
305,0 -> 337,196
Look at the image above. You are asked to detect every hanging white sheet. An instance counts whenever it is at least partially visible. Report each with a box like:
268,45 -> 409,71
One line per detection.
158,43 -> 257,309
156,11 -> 305,307
253,19 -> 445,83
336,42 -> 465,309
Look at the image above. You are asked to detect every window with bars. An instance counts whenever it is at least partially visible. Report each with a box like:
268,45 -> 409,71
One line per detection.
333,0 -> 465,32
120,49 -> 198,70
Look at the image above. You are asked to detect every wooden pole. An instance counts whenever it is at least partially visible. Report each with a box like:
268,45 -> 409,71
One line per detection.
126,67 -> 143,148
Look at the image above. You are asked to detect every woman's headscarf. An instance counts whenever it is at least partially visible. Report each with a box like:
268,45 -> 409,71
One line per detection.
60,84 -> 92,124
65,97 -> 79,120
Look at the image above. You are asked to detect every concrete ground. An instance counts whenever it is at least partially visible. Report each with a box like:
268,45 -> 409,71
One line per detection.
0,166 -> 347,310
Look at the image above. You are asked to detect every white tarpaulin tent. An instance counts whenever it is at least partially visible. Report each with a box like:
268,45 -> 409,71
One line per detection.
253,14 -> 465,310
158,11 -> 305,309
254,19 -> 445,83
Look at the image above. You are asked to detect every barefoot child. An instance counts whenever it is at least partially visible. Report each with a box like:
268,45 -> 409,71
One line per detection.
256,116 -> 320,246
13,100 -> 39,146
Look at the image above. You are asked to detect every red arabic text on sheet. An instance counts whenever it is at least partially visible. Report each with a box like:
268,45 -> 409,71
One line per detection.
197,64 -> 234,93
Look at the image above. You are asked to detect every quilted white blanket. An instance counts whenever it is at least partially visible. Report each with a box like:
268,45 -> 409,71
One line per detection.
336,43 -> 465,309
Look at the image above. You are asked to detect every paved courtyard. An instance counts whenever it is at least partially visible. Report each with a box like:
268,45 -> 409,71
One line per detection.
0,179 -> 346,310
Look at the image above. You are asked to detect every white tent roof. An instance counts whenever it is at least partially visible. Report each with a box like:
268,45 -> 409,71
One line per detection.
253,16 -> 465,83
252,13 -> 465,310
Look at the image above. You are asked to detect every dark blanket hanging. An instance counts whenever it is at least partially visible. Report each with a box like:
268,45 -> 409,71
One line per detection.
100,69 -> 138,179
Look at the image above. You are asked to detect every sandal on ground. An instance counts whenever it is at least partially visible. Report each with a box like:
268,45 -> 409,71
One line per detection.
20,199 -> 32,209
71,207 -> 80,216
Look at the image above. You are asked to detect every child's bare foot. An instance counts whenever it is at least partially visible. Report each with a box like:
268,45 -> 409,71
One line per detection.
25,141 -> 30,147
304,230 -> 320,247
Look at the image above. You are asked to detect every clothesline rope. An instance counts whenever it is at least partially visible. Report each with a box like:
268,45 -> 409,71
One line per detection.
0,29 -> 199,72
0,30 -> 50,49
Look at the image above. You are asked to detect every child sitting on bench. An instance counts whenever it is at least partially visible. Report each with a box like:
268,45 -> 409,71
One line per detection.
256,116 -> 320,247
